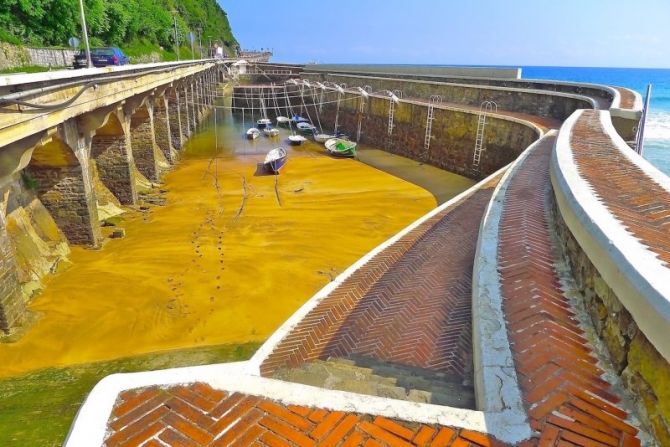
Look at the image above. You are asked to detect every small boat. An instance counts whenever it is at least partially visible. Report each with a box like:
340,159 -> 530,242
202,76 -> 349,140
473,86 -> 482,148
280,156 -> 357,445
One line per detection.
297,122 -> 316,133
264,147 -> 288,173
276,116 -> 290,125
264,126 -> 280,137
257,118 -> 272,128
246,128 -> 260,139
288,135 -> 307,145
291,115 -> 309,124
325,138 -> 357,157
314,133 -> 334,143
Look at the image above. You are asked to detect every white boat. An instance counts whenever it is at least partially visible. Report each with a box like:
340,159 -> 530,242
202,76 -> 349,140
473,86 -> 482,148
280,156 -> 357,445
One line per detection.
288,135 -> 307,145
314,133 -> 334,143
264,147 -> 288,173
325,138 -> 357,157
246,128 -> 260,139
297,122 -> 316,133
276,116 -> 290,125
257,118 -> 272,128
264,127 -> 280,137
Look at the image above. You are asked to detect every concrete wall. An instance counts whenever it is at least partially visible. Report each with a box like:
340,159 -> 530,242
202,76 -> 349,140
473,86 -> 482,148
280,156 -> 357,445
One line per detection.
303,73 -> 594,122
306,64 -> 521,80
303,69 -> 614,109
552,197 -> 670,445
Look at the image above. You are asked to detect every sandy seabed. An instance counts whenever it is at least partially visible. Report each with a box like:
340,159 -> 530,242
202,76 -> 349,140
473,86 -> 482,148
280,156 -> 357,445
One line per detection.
0,136 -> 447,378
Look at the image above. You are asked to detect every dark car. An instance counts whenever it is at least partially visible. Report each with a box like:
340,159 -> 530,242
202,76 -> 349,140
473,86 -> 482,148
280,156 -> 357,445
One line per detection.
73,47 -> 130,69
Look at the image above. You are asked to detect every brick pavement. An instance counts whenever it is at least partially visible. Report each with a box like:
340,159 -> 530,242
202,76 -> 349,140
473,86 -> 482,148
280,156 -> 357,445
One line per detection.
613,88 -> 637,110
497,134 -> 641,446
104,384 -> 504,447
260,177 -> 500,381
571,110 -> 670,266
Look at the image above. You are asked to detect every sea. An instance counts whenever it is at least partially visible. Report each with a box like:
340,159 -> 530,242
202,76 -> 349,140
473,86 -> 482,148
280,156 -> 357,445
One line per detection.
522,66 -> 670,176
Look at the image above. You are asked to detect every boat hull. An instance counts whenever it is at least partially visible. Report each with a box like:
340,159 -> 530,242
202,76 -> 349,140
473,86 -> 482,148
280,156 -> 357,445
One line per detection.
324,138 -> 357,157
265,155 -> 288,173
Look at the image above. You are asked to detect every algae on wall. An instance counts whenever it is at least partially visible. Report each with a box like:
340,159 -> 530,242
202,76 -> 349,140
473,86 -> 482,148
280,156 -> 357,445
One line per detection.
4,176 -> 70,300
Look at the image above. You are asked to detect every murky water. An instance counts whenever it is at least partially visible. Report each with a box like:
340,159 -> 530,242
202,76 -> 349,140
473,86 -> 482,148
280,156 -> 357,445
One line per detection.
0,99 -> 474,378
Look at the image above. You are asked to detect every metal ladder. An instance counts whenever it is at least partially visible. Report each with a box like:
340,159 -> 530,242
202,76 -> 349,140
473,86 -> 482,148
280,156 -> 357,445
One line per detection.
423,95 -> 442,159
472,101 -> 498,172
386,89 -> 402,149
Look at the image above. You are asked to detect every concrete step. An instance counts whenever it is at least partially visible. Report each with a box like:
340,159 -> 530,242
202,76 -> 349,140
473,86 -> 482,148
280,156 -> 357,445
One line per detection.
272,355 -> 475,409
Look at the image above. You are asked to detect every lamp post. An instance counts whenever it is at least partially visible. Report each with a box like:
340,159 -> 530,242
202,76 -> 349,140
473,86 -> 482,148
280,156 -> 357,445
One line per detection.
197,27 -> 203,59
172,11 -> 180,61
78,0 -> 92,68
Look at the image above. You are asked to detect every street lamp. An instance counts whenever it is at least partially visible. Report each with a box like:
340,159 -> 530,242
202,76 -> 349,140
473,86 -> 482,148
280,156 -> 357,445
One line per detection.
78,0 -> 92,68
172,10 -> 180,61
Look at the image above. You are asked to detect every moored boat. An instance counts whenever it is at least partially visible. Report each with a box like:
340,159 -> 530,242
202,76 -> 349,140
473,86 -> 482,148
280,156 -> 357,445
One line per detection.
264,126 -> 280,137
246,128 -> 260,139
288,135 -> 307,145
257,118 -> 272,128
276,116 -> 290,125
264,147 -> 288,173
314,133 -> 334,143
291,114 -> 309,124
297,122 -> 316,133
325,138 -> 357,157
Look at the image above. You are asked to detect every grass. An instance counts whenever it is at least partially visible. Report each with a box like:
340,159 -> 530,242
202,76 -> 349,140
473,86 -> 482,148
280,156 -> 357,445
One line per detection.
0,65 -> 54,75
0,341 -> 261,446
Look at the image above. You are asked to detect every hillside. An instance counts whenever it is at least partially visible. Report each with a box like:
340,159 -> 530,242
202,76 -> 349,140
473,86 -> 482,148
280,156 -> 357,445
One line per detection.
0,0 -> 238,60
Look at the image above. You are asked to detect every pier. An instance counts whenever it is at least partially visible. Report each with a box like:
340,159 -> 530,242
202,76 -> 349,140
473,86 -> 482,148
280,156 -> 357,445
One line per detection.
0,60 -> 668,446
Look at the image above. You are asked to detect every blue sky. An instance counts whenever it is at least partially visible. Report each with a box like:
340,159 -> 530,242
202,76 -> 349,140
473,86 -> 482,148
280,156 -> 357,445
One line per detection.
218,0 -> 670,68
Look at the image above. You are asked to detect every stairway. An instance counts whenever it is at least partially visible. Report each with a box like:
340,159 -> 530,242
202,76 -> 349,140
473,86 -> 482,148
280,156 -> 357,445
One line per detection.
273,355 -> 476,409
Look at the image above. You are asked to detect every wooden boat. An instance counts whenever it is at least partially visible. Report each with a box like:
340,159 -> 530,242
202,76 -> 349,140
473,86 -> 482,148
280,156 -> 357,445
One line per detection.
257,118 -> 272,128
325,138 -> 357,157
288,135 -> 307,145
276,116 -> 290,125
264,147 -> 288,173
297,122 -> 316,133
246,128 -> 260,139
264,126 -> 280,137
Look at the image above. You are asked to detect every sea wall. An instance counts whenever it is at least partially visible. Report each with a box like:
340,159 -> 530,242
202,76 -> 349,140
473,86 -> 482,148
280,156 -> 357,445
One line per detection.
306,64 -> 521,80
302,69 -> 615,109
303,73 -> 593,122
551,110 -> 670,445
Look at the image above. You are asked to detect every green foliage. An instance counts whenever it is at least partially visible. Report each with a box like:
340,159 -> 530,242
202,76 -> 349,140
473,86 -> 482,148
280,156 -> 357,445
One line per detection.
0,0 -> 237,55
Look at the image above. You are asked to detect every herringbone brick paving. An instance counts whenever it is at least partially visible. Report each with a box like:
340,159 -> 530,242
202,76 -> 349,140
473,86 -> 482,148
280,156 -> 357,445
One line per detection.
104,384 -> 505,446
498,134 -> 640,446
613,88 -> 637,110
571,110 -> 670,266
260,178 -> 500,380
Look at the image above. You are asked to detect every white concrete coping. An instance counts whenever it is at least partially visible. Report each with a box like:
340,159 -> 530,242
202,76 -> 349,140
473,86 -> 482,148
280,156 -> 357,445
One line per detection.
471,132 -> 557,421
63,359 -> 529,446
0,59 -> 218,88
551,109 -> 670,362
304,72 -> 599,110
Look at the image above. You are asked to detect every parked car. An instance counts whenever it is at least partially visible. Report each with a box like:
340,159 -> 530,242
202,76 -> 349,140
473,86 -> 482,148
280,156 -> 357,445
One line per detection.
73,47 -> 130,69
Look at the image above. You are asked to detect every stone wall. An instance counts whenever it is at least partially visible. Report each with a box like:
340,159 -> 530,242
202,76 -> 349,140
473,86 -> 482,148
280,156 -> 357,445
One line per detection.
91,135 -> 136,205
303,73 -> 593,122
26,165 -> 99,245
130,121 -> 159,181
26,47 -> 75,68
552,194 -> 670,446
0,193 -> 23,333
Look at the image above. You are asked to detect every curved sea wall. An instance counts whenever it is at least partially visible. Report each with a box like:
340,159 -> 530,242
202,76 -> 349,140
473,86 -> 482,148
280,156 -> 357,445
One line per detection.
551,109 -> 670,444
303,73 -> 595,122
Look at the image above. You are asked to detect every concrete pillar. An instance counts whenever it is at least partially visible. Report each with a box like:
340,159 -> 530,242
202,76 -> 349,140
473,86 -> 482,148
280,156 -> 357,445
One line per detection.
0,197 -> 23,333
154,95 -> 176,162
90,111 -> 137,205
190,83 -> 197,129
129,103 -> 160,181
182,87 -> 192,137
26,120 -> 101,246
167,89 -> 184,150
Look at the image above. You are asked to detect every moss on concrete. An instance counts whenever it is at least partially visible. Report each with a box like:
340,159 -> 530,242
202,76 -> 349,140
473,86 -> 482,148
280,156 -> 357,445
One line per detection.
0,342 -> 261,447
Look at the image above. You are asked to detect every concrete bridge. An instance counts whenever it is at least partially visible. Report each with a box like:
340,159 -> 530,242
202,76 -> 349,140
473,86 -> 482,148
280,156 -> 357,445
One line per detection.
1,62 -> 668,445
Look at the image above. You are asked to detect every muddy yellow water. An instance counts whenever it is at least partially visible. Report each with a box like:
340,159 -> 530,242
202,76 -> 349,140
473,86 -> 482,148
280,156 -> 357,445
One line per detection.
0,110 -> 475,378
